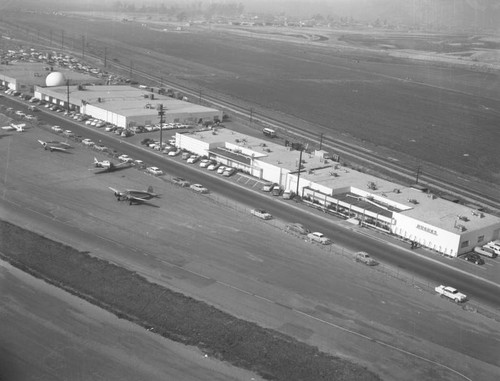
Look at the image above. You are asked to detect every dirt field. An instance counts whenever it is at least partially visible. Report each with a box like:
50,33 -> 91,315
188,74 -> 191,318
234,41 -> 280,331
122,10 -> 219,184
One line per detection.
3,11 -> 499,186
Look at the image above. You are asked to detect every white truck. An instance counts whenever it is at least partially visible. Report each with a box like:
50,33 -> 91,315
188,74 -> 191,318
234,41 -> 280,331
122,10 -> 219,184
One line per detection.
435,285 -> 467,303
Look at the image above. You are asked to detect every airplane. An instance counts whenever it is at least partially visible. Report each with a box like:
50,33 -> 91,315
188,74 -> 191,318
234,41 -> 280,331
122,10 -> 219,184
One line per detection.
38,140 -> 72,152
1,123 -> 27,132
108,186 -> 159,205
90,157 -> 130,173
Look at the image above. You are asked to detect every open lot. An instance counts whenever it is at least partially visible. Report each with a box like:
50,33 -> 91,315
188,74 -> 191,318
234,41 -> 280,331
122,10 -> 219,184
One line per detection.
1,118 -> 499,380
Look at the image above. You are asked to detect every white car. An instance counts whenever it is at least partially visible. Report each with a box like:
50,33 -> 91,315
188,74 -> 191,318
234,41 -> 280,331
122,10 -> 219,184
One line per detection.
25,114 -> 35,120
223,167 -> 237,177
217,166 -> 227,174
250,209 -> 272,220
63,130 -> 74,137
168,149 -> 181,156
51,125 -> 63,133
190,183 -> 209,193
435,285 -> 467,303
187,155 -> 200,164
207,162 -> 220,171
199,159 -> 212,168
118,154 -> 133,163
82,138 -> 95,146
146,166 -> 164,176
307,232 -> 331,245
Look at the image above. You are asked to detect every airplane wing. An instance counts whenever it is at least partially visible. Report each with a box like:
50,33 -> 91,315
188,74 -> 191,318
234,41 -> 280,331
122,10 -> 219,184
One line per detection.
108,187 -> 123,194
2,126 -> 14,130
47,146 -> 67,152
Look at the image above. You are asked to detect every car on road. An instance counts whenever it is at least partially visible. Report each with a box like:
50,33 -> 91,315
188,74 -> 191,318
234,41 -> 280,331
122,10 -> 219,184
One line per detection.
63,130 -> 74,137
354,251 -> 378,266
307,232 -> 331,245
51,125 -> 63,133
81,138 -> 95,146
462,253 -> 484,265
146,166 -> 164,176
171,177 -> 190,187
190,183 -> 208,193
250,209 -> 273,220
118,154 -> 133,163
435,285 -> 467,303
187,155 -> 200,164
285,223 -> 309,235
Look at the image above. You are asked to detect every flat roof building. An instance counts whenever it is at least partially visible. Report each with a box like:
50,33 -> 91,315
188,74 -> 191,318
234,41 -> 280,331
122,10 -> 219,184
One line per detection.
176,128 -> 500,257
34,84 -> 222,127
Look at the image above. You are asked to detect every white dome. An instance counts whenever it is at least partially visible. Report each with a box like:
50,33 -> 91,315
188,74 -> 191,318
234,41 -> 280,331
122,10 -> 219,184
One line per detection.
45,72 -> 66,87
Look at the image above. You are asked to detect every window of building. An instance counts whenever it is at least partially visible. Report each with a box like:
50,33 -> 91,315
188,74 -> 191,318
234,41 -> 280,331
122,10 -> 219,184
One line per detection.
477,235 -> 484,243
460,240 -> 469,248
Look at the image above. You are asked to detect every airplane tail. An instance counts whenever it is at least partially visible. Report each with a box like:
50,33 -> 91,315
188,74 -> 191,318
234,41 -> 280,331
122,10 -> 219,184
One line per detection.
94,157 -> 99,164
38,140 -> 47,149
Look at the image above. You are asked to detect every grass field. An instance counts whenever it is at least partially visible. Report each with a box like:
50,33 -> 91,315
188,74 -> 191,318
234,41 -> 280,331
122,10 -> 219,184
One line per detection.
5,11 -> 499,184
0,220 -> 381,381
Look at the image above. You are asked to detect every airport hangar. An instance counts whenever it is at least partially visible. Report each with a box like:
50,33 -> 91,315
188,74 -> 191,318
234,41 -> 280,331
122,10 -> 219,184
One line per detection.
175,128 -> 500,257
0,61 -> 98,93
34,84 -> 222,128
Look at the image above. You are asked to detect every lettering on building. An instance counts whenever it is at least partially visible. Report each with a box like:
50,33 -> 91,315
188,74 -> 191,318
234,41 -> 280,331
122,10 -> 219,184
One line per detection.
417,224 -> 438,236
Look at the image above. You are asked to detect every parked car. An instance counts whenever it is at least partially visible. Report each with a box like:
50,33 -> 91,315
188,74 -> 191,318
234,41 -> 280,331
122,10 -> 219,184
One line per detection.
354,251 -> 378,266
118,154 -> 133,163
146,166 -> 164,176
271,186 -> 283,196
217,166 -> 227,174
223,167 -> 237,177
187,155 -> 200,164
62,130 -> 74,137
51,125 -> 63,133
207,162 -> 220,171
462,253 -> 484,265
190,183 -> 208,193
285,223 -> 309,235
307,232 -> 331,245
181,152 -> 191,160
199,159 -> 212,168
167,149 -> 181,156
250,209 -> 273,220
141,138 -> 155,146
262,182 -> 277,192
473,245 -> 497,258
282,190 -> 295,200
171,177 -> 190,187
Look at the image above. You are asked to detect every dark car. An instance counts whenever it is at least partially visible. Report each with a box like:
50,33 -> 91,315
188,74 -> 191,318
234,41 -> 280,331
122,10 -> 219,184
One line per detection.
463,253 -> 484,265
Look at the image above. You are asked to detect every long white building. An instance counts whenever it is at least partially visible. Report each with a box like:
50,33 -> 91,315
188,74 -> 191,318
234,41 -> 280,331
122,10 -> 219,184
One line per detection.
175,128 -> 500,257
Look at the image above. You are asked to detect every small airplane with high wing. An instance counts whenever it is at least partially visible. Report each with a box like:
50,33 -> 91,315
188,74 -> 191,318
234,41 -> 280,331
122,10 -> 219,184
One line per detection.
90,157 -> 130,173
108,186 -> 159,205
2,123 -> 27,132
38,140 -> 72,152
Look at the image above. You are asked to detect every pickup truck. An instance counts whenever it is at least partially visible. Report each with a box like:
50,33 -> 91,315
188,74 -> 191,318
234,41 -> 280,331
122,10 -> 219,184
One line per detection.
435,285 -> 467,303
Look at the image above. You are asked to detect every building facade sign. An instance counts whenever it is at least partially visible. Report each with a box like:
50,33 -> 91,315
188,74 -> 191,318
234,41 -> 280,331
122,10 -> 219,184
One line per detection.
416,224 -> 438,236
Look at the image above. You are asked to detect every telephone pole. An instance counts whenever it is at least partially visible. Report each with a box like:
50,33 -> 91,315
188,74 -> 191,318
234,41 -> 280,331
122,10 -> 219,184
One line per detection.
158,104 -> 165,150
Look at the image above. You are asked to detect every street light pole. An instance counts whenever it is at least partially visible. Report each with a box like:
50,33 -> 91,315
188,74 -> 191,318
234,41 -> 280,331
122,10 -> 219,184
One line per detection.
158,104 -> 165,150
295,148 -> 303,197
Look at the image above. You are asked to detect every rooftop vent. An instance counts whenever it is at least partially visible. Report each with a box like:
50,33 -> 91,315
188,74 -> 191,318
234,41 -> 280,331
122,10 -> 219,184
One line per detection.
408,199 -> 419,205
394,188 -> 401,194
458,215 -> 469,222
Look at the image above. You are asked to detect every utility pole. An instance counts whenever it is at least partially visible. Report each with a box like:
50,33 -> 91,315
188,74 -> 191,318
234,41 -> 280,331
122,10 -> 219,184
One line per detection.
66,80 -> 70,112
158,104 -> 165,150
104,46 -> 107,68
295,147 -> 304,197
319,133 -> 324,151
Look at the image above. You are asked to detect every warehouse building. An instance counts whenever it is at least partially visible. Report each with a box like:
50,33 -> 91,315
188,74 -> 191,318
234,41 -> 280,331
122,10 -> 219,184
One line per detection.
175,128 -> 500,257
0,61 -> 99,94
34,84 -> 222,128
